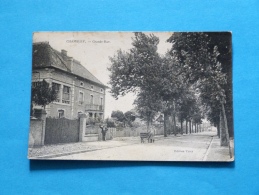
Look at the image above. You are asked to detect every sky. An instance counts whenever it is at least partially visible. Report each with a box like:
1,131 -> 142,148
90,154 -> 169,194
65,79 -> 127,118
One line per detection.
33,32 -> 172,118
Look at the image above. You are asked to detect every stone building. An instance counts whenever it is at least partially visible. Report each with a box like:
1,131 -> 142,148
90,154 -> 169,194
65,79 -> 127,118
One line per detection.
31,42 -> 106,120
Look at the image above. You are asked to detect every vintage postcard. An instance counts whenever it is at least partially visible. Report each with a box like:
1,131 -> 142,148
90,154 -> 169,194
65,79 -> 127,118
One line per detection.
28,32 -> 234,161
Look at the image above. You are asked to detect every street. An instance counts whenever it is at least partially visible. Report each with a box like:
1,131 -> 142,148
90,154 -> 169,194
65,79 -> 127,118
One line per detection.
52,131 -> 233,161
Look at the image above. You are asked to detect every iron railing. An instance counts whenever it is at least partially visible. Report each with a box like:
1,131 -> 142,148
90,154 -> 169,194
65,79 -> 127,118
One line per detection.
85,104 -> 103,111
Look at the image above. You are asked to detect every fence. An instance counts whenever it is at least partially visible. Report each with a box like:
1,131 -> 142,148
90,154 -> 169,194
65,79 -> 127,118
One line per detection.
108,128 -> 116,139
85,125 -> 99,134
45,117 -> 79,145
114,126 -> 164,137
29,109 -> 166,148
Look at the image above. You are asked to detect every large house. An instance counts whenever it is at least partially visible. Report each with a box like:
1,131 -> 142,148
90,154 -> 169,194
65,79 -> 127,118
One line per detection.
31,42 -> 106,120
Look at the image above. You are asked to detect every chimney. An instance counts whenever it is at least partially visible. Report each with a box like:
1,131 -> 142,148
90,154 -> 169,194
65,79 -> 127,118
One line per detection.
61,49 -> 67,56
67,57 -> 73,72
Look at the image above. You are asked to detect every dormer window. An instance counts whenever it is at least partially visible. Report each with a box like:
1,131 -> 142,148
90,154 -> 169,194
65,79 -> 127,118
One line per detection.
80,81 -> 84,87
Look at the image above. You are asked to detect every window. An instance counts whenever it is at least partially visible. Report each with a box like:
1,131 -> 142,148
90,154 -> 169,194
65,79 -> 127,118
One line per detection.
62,86 -> 70,104
100,88 -> 103,93
91,85 -> 94,90
79,92 -> 84,105
58,110 -> 64,118
32,81 -> 41,88
52,82 -> 61,102
90,95 -> 94,104
100,97 -> 103,111
80,81 -> 84,87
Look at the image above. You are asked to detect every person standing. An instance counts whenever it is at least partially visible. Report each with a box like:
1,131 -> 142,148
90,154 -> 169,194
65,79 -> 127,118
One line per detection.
100,125 -> 107,141
148,125 -> 155,143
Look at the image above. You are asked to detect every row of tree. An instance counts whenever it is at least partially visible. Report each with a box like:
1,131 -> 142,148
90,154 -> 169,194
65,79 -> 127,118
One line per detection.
108,32 -> 233,149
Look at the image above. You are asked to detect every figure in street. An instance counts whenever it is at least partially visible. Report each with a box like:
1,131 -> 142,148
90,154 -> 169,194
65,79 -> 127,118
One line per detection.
100,125 -> 108,141
148,126 -> 155,143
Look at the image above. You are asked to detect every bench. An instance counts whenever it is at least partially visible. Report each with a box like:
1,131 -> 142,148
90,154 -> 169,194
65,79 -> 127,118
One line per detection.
140,132 -> 155,143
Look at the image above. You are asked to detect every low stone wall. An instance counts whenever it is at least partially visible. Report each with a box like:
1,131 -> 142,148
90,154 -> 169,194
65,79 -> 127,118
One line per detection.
115,126 -> 164,137
84,125 -> 114,141
29,119 -> 44,148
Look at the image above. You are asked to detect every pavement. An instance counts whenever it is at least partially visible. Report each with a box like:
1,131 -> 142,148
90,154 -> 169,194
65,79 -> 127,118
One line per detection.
28,131 -> 234,161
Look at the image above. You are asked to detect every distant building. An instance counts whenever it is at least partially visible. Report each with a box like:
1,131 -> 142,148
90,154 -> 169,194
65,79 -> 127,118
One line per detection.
31,42 -> 106,120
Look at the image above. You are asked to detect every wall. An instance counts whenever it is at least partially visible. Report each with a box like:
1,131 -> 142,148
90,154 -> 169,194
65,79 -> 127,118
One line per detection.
29,119 -> 44,147
73,77 -> 105,119
115,126 -> 164,137
84,125 -> 114,141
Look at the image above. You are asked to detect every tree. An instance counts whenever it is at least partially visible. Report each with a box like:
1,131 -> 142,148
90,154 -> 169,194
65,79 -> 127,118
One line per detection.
207,32 -> 233,137
108,32 -> 164,132
177,87 -> 198,134
111,110 -> 125,122
108,33 -> 161,98
108,32 -> 187,136
124,111 -> 136,122
134,89 -> 161,130
167,32 -> 232,157
123,110 -> 136,127
31,79 -> 58,110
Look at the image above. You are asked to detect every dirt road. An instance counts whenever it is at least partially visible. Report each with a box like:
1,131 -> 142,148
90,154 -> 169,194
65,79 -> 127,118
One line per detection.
53,131 -> 232,161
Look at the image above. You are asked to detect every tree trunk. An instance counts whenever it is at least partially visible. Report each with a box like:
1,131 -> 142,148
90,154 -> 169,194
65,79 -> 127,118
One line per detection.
220,107 -> 229,146
180,119 -> 183,135
220,103 -> 232,158
173,101 -> 177,136
147,119 -> 150,132
185,120 -> 188,134
189,120 -> 191,134
168,116 -> 171,135
217,122 -> 220,138
173,114 -> 177,136
163,112 -> 168,137
194,123 -> 196,133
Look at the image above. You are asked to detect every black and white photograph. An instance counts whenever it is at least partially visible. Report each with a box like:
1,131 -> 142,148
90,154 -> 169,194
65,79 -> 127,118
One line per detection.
28,32 -> 234,161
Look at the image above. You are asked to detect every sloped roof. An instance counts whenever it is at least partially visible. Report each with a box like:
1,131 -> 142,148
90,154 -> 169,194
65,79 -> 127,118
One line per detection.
32,42 -> 105,87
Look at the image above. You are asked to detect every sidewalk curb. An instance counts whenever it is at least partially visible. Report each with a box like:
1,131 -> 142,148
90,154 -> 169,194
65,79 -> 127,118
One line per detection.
202,136 -> 214,161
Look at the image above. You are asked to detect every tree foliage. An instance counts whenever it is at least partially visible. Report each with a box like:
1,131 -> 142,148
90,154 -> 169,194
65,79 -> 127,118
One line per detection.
167,33 -> 230,125
124,111 -> 136,122
167,32 -> 232,150
108,33 -> 188,134
111,110 -> 125,122
31,79 -> 58,109
108,31 -> 232,146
